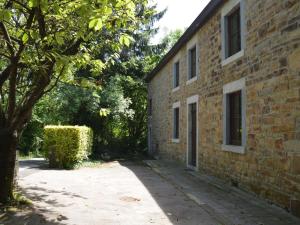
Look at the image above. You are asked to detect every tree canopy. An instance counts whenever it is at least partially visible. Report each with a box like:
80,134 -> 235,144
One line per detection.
0,0 -> 155,203
0,0 -> 153,132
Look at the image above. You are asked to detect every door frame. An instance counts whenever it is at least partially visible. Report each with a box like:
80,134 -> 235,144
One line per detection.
186,95 -> 199,170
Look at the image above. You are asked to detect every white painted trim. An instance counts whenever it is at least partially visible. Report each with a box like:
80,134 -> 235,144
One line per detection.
221,0 -> 246,63
223,77 -> 245,94
221,0 -> 241,17
222,78 -> 247,154
186,35 -> 197,50
187,95 -> 199,104
172,86 -> 180,92
172,60 -> 180,89
221,49 -> 244,66
172,138 -> 180,143
172,101 -> 181,108
186,36 -> 199,82
172,53 -> 181,63
186,95 -> 199,171
186,76 -> 197,85
222,145 -> 245,154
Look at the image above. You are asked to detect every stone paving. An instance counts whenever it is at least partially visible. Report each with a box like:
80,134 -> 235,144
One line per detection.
1,159 -> 220,225
1,159 -> 299,225
144,160 -> 300,225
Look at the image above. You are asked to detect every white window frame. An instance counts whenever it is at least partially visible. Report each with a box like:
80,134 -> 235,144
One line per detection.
186,95 -> 199,170
186,37 -> 199,85
222,77 -> 246,154
172,101 -> 180,143
221,0 -> 246,66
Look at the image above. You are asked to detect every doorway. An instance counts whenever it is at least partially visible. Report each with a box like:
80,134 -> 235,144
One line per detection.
187,95 -> 198,169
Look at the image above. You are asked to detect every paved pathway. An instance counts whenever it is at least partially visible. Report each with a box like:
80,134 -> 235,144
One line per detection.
1,159 -> 299,225
144,160 -> 300,225
2,159 -> 220,225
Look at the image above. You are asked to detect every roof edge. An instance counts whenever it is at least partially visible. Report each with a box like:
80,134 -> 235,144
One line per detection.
145,0 -> 224,82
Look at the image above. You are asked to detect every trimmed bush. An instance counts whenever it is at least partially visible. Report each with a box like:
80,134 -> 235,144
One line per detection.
43,125 -> 93,169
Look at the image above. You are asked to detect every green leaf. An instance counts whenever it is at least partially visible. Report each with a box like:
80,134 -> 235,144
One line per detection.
99,108 -> 110,117
94,19 -> 103,31
55,33 -> 64,45
88,19 -> 97,29
0,9 -> 12,22
119,34 -> 130,47
28,0 -> 37,8
22,33 -> 29,43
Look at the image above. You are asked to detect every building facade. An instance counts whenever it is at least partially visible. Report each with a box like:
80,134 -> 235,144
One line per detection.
146,0 -> 300,217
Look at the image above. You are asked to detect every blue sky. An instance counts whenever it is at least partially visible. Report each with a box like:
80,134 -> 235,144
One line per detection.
151,0 -> 211,44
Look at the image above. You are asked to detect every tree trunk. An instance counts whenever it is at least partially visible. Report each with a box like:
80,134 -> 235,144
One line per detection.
0,130 -> 18,203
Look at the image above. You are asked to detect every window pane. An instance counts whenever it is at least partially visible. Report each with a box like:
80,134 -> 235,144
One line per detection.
174,108 -> 179,139
228,91 -> 242,145
227,7 -> 241,57
189,47 -> 196,78
174,62 -> 180,87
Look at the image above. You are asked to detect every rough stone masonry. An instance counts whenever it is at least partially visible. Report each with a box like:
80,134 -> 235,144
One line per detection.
147,0 -> 300,217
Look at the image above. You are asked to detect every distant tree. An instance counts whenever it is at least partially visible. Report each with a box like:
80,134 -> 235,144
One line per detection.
0,0 -> 151,203
160,29 -> 184,54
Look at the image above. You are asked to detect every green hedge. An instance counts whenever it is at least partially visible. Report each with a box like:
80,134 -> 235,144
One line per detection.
43,125 -> 93,169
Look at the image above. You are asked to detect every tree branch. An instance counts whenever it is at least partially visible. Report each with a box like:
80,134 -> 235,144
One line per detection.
0,53 -> 10,59
35,7 -> 46,39
0,65 -> 12,88
11,60 -> 55,131
12,0 -> 30,11
0,22 -> 15,56
63,38 -> 83,55
43,65 -> 66,95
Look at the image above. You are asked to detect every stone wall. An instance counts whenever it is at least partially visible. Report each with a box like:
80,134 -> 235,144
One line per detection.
148,0 -> 300,217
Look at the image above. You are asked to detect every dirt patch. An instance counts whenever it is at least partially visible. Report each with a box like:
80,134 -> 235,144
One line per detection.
119,196 -> 141,202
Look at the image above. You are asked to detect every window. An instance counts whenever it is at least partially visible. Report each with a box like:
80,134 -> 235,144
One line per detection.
173,108 -> 179,139
228,91 -> 242,145
221,0 -> 245,66
222,78 -> 246,154
172,102 -> 180,143
227,7 -> 241,57
188,46 -> 197,79
148,99 -> 152,116
173,61 -> 180,88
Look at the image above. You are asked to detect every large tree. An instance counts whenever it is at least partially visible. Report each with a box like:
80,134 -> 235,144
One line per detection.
0,0 -> 151,203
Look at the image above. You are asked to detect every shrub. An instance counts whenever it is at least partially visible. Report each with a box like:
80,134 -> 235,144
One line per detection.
43,125 -> 93,169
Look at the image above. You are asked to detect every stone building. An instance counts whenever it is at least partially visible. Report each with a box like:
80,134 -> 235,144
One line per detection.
145,0 -> 300,217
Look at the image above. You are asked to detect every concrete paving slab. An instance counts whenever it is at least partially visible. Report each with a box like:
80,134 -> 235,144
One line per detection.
144,160 -> 300,225
1,159 -> 223,225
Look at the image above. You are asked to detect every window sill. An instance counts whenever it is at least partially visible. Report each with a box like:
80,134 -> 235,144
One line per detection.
172,86 -> 180,92
186,76 -> 197,85
172,138 -> 180,143
221,144 -> 245,154
222,49 -> 244,66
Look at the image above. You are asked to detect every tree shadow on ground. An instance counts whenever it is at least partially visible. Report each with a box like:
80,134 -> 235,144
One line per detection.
117,160 -> 218,225
0,205 -> 67,225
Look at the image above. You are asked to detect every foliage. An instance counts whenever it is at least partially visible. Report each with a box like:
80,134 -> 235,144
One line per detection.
15,3 -> 185,162
44,125 -> 93,169
160,29 -> 184,54
18,5 -> 185,159
18,3 -> 168,157
0,0 -> 156,203
0,0 -> 150,135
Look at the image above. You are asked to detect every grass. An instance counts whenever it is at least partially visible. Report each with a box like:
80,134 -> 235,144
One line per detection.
0,191 -> 32,214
